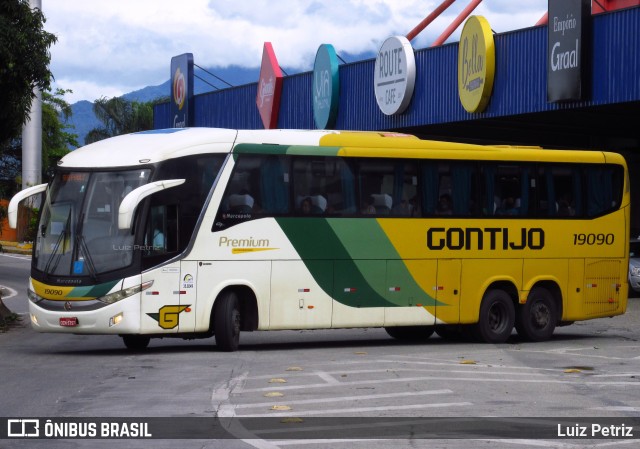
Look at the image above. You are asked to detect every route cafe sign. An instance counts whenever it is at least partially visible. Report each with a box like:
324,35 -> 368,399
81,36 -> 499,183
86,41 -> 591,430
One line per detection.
374,36 -> 416,116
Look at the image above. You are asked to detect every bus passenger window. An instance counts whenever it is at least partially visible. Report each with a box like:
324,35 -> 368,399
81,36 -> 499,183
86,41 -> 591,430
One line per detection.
145,205 -> 177,255
293,157 -> 356,216
357,159 -> 417,217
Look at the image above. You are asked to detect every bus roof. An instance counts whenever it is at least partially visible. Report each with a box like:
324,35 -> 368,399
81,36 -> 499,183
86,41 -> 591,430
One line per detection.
58,128 -> 344,168
57,127 -> 624,169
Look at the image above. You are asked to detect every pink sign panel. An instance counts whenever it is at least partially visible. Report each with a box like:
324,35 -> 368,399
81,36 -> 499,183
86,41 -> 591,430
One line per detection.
256,42 -> 283,129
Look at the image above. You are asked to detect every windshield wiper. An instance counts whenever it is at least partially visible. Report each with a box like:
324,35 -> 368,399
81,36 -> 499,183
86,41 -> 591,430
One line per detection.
44,209 -> 72,275
74,213 -> 98,281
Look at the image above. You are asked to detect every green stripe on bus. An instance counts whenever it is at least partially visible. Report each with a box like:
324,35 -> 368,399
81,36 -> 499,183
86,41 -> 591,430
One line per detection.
275,218 -> 441,308
85,280 -> 120,298
233,144 -> 341,157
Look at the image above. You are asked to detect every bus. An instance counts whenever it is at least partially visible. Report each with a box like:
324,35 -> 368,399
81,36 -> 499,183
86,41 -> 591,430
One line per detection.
8,128 -> 629,351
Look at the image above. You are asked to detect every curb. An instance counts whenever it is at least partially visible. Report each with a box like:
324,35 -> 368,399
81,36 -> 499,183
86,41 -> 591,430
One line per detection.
0,241 -> 32,256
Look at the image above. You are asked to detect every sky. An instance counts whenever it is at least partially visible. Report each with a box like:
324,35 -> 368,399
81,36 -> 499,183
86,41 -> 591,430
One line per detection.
43,0 -> 548,104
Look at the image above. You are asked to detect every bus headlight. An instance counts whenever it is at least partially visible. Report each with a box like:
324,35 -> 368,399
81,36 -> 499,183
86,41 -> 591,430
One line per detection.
96,280 -> 154,304
27,288 -> 44,304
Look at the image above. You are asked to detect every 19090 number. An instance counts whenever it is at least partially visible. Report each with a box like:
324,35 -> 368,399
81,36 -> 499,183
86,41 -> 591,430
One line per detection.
573,233 -> 614,245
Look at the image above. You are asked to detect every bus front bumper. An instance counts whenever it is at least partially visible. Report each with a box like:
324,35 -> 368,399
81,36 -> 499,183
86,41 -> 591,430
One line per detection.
28,295 -> 141,335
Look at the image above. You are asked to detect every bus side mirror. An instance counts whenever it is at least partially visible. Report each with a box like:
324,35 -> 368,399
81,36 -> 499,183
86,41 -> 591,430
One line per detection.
8,183 -> 48,229
118,179 -> 185,230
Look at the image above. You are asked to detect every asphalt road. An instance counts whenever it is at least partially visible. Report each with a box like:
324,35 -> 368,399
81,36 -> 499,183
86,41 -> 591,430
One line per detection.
1,255 -> 640,449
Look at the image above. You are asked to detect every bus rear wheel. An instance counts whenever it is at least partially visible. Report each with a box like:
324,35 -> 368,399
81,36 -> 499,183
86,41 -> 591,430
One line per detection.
214,291 -> 241,352
475,289 -> 515,343
515,286 -> 557,341
385,326 -> 435,341
122,335 -> 150,351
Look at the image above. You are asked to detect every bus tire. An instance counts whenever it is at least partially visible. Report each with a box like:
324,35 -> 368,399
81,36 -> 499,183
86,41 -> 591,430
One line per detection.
385,326 -> 434,341
475,289 -> 515,343
214,291 -> 241,352
122,335 -> 150,351
515,286 -> 557,342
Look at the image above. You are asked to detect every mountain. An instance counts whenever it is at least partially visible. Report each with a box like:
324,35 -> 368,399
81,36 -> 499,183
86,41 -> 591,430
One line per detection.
66,51 -> 374,147
67,65 -> 261,147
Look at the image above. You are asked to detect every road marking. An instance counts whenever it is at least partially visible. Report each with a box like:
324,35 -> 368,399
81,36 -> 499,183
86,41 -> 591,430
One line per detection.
591,406 -> 640,412
0,285 -> 18,299
243,366 -> 550,381
0,253 -> 31,261
234,389 -> 453,409
238,374 -> 640,394
313,370 -> 341,385
236,401 -> 472,417
211,372 -> 281,449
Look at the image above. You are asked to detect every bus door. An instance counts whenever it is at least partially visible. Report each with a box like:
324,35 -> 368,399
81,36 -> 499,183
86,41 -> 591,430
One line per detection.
178,260 -> 198,332
435,259 -> 462,325
140,262 -> 182,334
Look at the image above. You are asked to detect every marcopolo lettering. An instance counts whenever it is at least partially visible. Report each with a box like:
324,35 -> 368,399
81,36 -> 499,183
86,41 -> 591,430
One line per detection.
426,227 -> 545,251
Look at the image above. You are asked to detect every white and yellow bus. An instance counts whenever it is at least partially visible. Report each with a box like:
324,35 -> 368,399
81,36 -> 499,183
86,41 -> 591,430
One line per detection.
9,128 -> 629,350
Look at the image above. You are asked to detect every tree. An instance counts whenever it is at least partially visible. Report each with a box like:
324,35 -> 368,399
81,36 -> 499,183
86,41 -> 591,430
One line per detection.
0,0 -> 57,147
85,97 -> 154,144
42,88 -> 78,181
0,87 -> 78,196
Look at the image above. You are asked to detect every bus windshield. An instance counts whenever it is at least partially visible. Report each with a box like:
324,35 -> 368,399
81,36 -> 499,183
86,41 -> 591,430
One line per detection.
35,169 -> 151,276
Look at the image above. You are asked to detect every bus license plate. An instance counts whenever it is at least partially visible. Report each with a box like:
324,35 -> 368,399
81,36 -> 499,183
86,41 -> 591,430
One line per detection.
59,317 -> 78,327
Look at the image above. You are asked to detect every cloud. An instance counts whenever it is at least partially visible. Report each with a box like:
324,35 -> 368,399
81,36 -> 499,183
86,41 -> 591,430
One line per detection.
46,0 -> 547,103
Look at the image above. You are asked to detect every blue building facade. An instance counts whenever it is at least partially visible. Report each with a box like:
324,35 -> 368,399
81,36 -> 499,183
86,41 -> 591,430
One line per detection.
155,7 -> 639,148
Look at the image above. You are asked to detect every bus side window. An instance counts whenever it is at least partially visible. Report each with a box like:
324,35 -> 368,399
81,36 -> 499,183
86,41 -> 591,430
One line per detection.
357,160 -> 418,217
292,157 -> 356,216
215,154 -> 290,228
145,204 -> 178,255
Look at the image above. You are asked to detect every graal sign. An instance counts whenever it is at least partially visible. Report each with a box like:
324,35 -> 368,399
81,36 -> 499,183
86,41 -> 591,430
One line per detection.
547,0 -> 590,102
374,36 -> 416,116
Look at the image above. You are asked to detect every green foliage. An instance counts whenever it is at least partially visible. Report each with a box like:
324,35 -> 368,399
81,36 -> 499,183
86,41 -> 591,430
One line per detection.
23,207 -> 39,242
42,88 -> 78,181
85,97 -> 155,144
0,0 -> 57,147
0,87 -> 78,189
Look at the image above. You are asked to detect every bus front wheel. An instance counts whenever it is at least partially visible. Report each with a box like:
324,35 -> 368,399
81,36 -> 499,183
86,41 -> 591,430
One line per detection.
214,291 -> 241,352
122,335 -> 150,351
475,289 -> 515,343
515,287 -> 557,341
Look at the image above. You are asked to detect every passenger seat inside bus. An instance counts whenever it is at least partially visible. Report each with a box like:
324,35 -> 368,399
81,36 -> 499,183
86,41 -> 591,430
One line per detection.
228,193 -> 254,213
310,195 -> 327,214
371,193 -> 392,215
